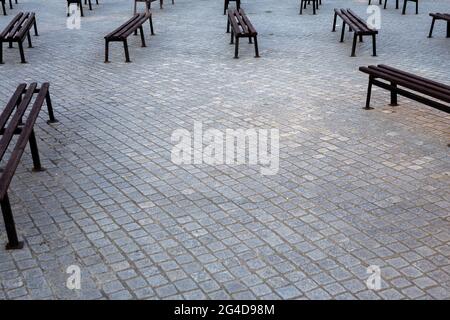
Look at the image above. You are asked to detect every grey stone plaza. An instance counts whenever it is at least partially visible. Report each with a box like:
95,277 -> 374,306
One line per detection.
0,0 -> 449,299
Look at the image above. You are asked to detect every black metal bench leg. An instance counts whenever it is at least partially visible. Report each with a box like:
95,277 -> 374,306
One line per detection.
1,194 -> 24,250
396,0 -> 399,9
227,17 -> 230,33
402,0 -> 407,14
1,1 -> 6,16
313,1 -> 316,15
45,91 -> 58,123
29,130 -> 44,172
8,0 -> 12,9
27,32 -> 32,48
33,19 -> 39,36
447,21 -> 450,38
104,39 -> 109,63
234,37 -> 239,59
80,3 -> 84,17
139,26 -> 146,47
149,15 -> 155,35
359,34 -> 363,42
372,33 -> 377,56
390,82 -> 398,106
230,29 -> 234,44
384,0 -> 387,9
340,21 -> 346,42
0,41 -> 3,64
415,0 -> 418,14
254,36 -> 259,58
88,0 -> 92,10
364,77 -> 374,110
224,0 -> 228,15
332,12 -> 337,32
18,41 -> 26,63
123,39 -> 131,62
299,0 -> 303,15
351,33 -> 357,57
428,17 -> 436,38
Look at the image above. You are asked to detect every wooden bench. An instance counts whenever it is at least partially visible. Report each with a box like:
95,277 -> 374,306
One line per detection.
66,0 -> 99,17
0,12 -> 39,64
227,9 -> 259,59
429,13 -> 450,38
369,0 -> 399,10
359,64 -> 450,113
0,83 -> 57,250
104,12 -> 154,63
224,0 -> 240,15
332,8 -> 378,57
402,0 -> 418,15
300,0 -> 321,15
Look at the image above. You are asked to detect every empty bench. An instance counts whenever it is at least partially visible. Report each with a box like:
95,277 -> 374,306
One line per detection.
224,0 -> 240,15
332,8 -> 378,57
104,12 -> 154,63
67,0 -> 99,17
359,64 -> 450,113
227,9 -> 259,59
0,12 -> 39,64
0,83 -> 57,250
429,13 -> 450,38
300,0 -> 321,15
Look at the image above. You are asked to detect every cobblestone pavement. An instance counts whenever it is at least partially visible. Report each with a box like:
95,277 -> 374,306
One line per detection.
0,0 -> 449,300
